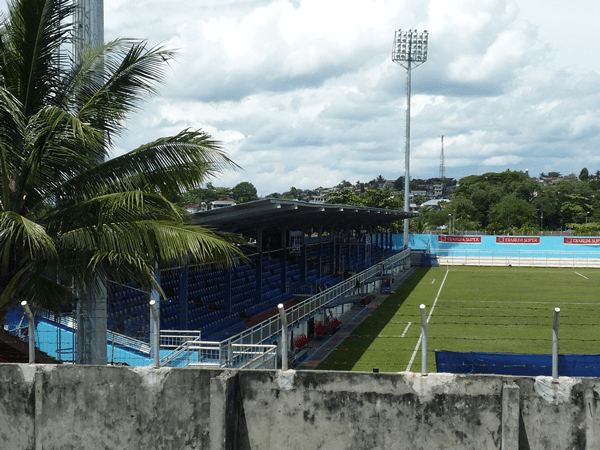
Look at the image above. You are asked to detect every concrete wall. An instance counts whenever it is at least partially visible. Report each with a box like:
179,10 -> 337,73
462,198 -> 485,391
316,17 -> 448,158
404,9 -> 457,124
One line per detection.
1,364 -> 598,449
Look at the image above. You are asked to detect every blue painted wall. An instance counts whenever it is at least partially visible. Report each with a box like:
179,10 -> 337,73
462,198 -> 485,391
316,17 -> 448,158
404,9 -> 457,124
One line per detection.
391,234 -> 600,258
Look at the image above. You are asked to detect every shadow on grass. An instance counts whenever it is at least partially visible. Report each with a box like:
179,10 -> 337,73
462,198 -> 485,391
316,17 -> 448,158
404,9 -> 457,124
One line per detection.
317,266 -> 431,371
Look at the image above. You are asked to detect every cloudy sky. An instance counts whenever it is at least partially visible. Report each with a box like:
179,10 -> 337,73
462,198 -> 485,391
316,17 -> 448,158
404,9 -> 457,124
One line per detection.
88,1 -> 600,195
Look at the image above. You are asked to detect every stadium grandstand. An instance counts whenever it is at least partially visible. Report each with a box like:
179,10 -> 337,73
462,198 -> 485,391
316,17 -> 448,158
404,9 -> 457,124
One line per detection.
4,199 -> 417,368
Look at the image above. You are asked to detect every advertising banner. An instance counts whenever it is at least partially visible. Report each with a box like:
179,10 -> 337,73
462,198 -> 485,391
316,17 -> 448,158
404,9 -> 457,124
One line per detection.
438,236 -> 481,243
496,237 -> 540,244
564,237 -> 600,245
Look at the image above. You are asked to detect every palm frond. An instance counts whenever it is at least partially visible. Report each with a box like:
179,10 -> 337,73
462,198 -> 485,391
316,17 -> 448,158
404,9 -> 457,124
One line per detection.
0,210 -> 57,264
69,39 -> 176,142
0,86 -> 26,210
1,0 -> 75,116
44,191 -> 184,235
57,129 -> 240,202
59,220 -> 244,268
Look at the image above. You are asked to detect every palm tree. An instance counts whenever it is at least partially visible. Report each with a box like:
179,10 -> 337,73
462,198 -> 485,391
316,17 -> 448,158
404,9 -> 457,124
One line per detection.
0,0 -> 244,323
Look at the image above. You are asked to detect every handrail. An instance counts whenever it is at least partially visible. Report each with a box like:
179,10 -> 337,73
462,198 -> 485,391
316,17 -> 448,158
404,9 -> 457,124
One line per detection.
107,330 -> 151,355
37,309 -> 151,355
160,334 -> 204,366
159,330 -> 202,348
219,249 -> 411,349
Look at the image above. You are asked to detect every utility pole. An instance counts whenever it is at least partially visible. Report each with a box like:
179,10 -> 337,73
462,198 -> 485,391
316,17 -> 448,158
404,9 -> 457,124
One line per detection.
74,0 -> 107,366
74,0 -> 104,55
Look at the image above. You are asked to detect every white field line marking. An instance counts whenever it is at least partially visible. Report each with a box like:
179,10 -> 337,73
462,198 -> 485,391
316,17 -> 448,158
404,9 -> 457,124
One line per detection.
431,279 -> 435,284
444,299 -> 600,306
406,267 -> 450,372
401,322 -> 412,338
575,271 -> 589,279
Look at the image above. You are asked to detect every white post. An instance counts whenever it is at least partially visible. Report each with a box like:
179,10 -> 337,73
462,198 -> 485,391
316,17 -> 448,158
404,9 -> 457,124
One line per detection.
150,300 -> 160,368
552,307 -> 560,380
278,303 -> 288,370
21,301 -> 35,364
420,304 -> 428,375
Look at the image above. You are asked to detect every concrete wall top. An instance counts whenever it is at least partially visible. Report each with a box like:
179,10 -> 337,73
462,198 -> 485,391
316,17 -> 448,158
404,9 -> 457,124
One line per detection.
2,364 -> 599,449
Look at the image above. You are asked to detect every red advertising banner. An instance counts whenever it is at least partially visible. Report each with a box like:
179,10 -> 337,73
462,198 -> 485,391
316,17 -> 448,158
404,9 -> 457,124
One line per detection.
438,236 -> 481,243
564,237 -> 600,245
496,237 -> 540,244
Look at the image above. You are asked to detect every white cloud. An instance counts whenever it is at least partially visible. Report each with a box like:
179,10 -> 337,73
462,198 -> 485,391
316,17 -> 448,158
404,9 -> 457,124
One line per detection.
4,0 -> 597,196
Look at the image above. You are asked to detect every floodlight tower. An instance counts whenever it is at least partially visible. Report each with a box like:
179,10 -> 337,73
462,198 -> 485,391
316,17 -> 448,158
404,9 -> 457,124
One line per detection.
392,29 -> 428,248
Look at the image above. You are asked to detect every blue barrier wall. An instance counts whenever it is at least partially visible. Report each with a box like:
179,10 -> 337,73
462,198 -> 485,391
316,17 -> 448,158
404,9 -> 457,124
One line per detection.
398,234 -> 600,257
435,350 -> 600,377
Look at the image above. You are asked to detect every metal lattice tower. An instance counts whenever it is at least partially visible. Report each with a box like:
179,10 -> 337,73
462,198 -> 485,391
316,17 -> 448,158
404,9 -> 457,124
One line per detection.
439,135 -> 445,180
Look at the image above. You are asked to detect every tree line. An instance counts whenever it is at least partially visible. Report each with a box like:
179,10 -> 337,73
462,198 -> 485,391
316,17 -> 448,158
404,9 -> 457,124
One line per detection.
416,170 -> 600,235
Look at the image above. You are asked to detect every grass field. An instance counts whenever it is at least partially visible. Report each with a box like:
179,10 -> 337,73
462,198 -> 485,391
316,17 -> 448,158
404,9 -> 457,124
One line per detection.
317,265 -> 600,373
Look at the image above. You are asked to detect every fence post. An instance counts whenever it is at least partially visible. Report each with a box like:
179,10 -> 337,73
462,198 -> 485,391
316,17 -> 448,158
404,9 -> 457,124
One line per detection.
278,303 -> 288,370
21,301 -> 35,364
149,300 -> 160,368
420,304 -> 428,375
227,343 -> 233,368
552,307 -> 560,380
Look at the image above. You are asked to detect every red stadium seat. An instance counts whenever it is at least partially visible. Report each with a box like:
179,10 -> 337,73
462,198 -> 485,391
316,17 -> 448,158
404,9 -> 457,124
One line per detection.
330,318 -> 341,330
294,333 -> 310,350
314,321 -> 326,336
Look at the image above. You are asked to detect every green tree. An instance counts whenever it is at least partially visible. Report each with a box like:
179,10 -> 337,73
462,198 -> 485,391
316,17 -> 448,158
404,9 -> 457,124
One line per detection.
324,190 -> 362,205
0,0 -> 243,318
231,181 -> 258,203
579,167 -> 590,181
531,186 -> 561,230
448,196 -> 479,231
561,194 -> 593,224
488,193 -> 538,231
286,186 -> 300,200
361,189 -> 402,209
452,171 -> 537,227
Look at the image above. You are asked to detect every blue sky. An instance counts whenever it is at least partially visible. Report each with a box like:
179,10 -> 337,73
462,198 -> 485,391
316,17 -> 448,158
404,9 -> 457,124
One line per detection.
7,0 -> 600,196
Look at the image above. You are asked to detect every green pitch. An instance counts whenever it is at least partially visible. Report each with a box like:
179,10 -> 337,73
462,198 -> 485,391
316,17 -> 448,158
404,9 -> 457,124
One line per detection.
317,265 -> 600,373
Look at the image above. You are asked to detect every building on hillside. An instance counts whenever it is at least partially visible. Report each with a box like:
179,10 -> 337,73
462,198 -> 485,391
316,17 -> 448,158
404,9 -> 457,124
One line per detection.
209,198 -> 236,209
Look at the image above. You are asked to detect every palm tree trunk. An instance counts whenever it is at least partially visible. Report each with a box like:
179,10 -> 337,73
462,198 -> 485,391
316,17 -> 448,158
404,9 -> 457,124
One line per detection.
76,279 -> 107,365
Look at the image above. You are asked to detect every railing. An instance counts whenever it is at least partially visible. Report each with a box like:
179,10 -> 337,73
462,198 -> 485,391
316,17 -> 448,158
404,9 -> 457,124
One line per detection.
160,334 -> 203,367
234,344 -> 277,369
161,340 -> 277,369
108,330 -> 150,355
219,248 -> 411,350
36,310 -> 151,358
160,330 -> 201,349
434,249 -> 600,268
286,282 -> 317,296
157,249 -> 410,369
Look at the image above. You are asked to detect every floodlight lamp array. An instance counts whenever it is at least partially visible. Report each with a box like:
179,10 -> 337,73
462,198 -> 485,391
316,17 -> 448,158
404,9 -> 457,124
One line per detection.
392,29 -> 428,64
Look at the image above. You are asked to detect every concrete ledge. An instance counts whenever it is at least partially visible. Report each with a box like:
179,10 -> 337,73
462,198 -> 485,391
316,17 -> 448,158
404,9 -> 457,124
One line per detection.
0,365 -> 595,450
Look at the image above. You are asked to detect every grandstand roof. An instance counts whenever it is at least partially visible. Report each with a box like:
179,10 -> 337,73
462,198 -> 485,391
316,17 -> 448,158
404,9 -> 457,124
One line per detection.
188,199 -> 418,234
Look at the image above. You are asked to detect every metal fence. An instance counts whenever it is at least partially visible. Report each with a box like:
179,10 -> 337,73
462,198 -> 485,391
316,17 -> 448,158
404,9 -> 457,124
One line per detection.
158,248 -> 411,369
434,249 -> 600,268
159,330 -> 201,349
160,340 -> 277,369
220,248 -> 411,349
8,249 -> 410,368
